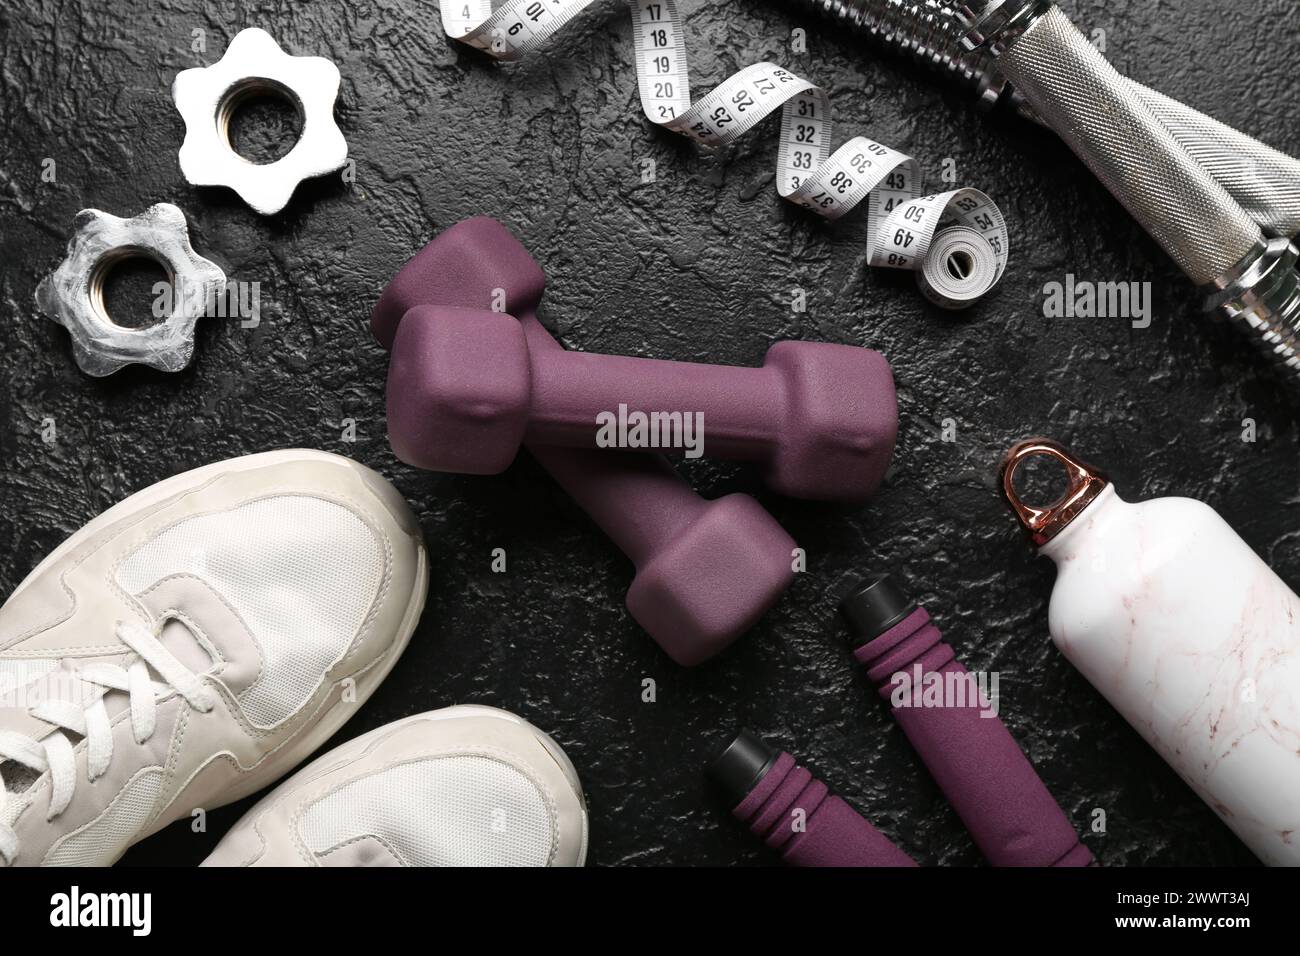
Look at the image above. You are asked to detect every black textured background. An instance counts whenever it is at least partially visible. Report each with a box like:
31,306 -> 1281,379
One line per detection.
1,0 -> 1297,867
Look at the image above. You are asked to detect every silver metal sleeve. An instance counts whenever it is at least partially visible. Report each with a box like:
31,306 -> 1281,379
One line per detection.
1203,238 -> 1300,373
791,0 -> 1015,107
995,5 -> 1261,286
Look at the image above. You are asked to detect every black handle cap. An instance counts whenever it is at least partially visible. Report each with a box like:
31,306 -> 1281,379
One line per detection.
706,730 -> 779,807
840,573 -> 918,642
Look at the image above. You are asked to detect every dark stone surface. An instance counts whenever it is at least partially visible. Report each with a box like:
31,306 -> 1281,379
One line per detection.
1,0 -> 1296,867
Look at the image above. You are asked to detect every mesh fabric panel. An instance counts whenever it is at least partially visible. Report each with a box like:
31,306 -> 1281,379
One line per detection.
118,495 -> 384,727
300,755 -> 556,867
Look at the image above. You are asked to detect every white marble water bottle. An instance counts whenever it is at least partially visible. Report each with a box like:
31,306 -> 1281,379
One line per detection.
1001,439 -> 1300,866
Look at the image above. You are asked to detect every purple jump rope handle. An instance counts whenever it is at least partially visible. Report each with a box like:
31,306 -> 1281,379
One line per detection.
372,217 -> 795,666
710,731 -> 915,867
854,605 -> 1093,867
733,752 -> 916,867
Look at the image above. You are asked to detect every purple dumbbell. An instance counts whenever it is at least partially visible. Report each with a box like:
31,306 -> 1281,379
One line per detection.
371,217 -> 796,666
708,731 -> 917,867
384,305 -> 897,503
841,575 -> 1094,867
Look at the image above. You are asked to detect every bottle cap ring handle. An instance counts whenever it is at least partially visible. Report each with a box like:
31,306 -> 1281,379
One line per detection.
1000,439 -> 1108,546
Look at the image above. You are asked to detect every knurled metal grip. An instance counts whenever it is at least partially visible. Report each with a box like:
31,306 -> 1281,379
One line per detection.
1136,84 -> 1300,240
985,5 -> 1261,287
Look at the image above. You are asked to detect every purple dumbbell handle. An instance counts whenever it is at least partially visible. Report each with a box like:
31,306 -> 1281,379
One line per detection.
518,305 -> 797,660
512,308 -> 705,564
850,598 -> 1092,867
523,434 -> 707,568
530,447 -> 700,567
519,310 -> 779,570
527,349 -> 783,457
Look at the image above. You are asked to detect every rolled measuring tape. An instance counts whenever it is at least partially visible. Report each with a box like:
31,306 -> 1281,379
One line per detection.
439,0 -> 1009,308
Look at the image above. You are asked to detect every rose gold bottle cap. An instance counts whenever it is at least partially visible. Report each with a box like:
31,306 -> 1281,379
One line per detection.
1000,439 -> 1109,547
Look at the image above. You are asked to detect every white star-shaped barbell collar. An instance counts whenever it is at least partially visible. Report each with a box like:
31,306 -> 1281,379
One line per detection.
172,28 -> 348,215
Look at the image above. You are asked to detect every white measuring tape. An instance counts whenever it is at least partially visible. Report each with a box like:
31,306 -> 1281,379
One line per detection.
440,0 -> 1010,308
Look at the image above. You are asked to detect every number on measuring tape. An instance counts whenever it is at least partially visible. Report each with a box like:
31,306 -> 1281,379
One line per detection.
438,0 -> 1010,307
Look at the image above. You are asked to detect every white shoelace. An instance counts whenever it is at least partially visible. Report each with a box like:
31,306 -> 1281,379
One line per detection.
0,620 -> 216,865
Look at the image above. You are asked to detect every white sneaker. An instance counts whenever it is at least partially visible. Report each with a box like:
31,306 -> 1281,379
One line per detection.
0,450 -> 427,866
202,705 -> 588,867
